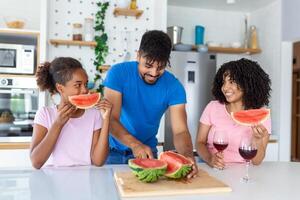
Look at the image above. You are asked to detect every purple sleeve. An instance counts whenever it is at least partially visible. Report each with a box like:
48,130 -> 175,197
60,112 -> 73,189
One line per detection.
199,101 -> 214,126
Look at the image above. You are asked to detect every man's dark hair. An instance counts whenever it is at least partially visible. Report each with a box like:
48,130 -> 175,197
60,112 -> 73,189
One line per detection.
139,30 -> 172,67
212,58 -> 271,109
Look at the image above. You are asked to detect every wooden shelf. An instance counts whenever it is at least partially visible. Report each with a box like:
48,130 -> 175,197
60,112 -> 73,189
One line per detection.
49,39 -> 97,47
207,46 -> 261,54
113,8 -> 143,19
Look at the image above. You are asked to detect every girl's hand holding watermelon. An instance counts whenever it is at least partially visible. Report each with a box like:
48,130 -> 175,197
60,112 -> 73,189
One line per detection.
94,98 -> 112,120
55,102 -> 77,126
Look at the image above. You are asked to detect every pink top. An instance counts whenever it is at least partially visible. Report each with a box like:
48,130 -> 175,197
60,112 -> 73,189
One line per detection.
34,106 -> 102,167
200,101 -> 271,163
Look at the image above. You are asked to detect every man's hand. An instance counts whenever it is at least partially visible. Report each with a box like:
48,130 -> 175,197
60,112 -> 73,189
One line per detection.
131,143 -> 154,159
187,157 -> 198,179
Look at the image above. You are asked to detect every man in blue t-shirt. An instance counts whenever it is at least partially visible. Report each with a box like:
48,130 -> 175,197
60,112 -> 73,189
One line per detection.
103,30 -> 197,178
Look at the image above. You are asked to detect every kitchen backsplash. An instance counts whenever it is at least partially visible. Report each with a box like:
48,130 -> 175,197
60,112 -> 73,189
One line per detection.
48,0 -> 160,80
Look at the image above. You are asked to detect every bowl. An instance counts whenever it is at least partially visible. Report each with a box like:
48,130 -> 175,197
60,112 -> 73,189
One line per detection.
197,45 -> 208,52
174,44 -> 193,51
4,17 -> 25,29
231,42 -> 242,48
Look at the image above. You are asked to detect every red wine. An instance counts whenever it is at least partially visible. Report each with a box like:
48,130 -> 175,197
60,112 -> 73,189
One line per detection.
239,148 -> 257,161
213,142 -> 228,151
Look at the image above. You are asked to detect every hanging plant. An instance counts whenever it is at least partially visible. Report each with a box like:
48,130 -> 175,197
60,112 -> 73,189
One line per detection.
94,1 -> 109,94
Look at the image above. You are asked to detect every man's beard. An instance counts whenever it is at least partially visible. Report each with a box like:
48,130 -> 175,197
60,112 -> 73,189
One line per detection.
141,73 -> 160,85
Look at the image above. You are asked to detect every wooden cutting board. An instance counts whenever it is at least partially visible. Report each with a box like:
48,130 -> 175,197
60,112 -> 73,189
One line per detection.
114,167 -> 232,198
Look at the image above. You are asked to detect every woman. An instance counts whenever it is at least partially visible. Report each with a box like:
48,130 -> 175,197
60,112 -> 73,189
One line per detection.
196,58 -> 271,169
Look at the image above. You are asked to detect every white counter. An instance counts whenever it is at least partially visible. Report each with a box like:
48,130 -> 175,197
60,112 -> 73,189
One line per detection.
0,162 -> 299,200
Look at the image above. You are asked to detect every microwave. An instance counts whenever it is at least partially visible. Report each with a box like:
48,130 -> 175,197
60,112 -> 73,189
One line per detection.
0,43 -> 35,75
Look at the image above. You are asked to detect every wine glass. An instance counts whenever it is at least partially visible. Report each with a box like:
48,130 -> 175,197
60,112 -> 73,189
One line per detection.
239,135 -> 258,183
213,130 -> 229,170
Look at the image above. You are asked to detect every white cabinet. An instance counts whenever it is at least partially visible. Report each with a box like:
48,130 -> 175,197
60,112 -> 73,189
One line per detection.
265,142 -> 279,161
0,149 -> 32,168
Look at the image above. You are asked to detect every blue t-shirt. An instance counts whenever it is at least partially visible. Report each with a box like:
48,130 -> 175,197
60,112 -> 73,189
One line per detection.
103,61 -> 186,151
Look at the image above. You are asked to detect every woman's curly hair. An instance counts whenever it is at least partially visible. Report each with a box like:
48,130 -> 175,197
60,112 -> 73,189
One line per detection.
212,58 -> 271,109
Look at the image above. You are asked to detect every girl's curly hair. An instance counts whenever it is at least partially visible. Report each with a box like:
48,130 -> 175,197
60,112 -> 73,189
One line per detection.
212,58 -> 271,109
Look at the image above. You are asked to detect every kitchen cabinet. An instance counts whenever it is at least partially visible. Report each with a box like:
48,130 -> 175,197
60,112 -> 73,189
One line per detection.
265,141 -> 279,161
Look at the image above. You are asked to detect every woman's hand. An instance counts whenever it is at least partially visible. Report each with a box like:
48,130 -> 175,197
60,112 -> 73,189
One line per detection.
95,98 -> 112,120
252,124 -> 269,142
209,152 -> 225,169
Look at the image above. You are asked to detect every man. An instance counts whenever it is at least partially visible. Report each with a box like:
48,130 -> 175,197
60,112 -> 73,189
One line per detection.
103,30 -> 197,178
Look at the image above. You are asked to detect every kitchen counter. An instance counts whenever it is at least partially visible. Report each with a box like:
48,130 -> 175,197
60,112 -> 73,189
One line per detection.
0,162 -> 299,200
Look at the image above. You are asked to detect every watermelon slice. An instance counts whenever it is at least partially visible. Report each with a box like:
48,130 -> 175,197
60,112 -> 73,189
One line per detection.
231,108 -> 270,126
159,151 -> 192,179
68,93 -> 100,109
128,158 -> 167,183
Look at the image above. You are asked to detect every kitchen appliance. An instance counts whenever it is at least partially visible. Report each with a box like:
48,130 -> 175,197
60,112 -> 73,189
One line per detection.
164,51 -> 216,150
0,77 -> 38,141
0,43 -> 35,75
167,26 -> 183,46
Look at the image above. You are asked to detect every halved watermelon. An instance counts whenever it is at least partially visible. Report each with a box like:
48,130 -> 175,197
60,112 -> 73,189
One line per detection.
231,108 -> 270,126
68,93 -> 100,109
128,158 -> 167,183
159,151 -> 192,179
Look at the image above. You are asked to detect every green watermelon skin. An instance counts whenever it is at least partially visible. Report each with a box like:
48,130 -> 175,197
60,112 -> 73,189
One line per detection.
159,151 -> 192,179
128,159 -> 167,183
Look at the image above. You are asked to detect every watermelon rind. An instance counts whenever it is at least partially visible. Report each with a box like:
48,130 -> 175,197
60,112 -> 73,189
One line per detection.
231,108 -> 270,126
128,159 -> 167,183
159,151 -> 193,179
68,93 -> 100,109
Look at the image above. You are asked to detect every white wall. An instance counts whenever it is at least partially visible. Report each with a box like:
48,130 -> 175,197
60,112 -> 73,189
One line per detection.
0,0 -> 40,30
167,5 -> 245,45
282,0 -> 300,41
251,1 -> 282,138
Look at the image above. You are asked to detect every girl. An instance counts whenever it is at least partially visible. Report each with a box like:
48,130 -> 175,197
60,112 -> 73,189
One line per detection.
196,58 -> 271,169
30,57 -> 112,169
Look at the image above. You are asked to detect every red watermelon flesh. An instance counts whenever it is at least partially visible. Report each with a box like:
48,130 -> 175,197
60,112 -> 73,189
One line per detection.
128,158 -> 167,182
68,93 -> 100,109
159,151 -> 192,179
231,108 -> 270,126
130,158 -> 167,169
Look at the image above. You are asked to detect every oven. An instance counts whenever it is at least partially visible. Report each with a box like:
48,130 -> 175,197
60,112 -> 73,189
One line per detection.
0,77 -> 38,142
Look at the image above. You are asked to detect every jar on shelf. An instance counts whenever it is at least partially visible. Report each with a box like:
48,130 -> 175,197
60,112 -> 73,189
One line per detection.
130,0 -> 137,9
72,23 -> 83,41
249,25 -> 259,49
84,18 -> 94,41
